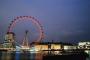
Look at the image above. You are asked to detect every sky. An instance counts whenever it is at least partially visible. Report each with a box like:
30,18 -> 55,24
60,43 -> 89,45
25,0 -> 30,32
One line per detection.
0,0 -> 90,44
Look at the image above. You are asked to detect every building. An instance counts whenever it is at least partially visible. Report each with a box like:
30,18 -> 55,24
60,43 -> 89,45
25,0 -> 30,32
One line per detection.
78,42 -> 90,49
63,43 -> 77,50
30,42 -> 63,54
3,32 -> 15,48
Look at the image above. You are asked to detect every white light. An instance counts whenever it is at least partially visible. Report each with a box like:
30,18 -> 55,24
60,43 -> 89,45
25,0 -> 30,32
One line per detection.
29,47 -> 40,53
85,50 -> 89,54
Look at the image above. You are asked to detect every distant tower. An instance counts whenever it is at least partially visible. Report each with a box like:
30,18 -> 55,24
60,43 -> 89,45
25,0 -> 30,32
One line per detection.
4,32 -> 15,48
22,30 -> 29,49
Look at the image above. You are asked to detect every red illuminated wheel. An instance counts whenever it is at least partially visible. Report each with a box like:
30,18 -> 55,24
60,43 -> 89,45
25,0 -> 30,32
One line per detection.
7,16 -> 44,42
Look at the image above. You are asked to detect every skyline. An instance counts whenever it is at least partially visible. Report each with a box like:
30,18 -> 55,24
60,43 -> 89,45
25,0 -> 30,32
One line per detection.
0,0 -> 90,44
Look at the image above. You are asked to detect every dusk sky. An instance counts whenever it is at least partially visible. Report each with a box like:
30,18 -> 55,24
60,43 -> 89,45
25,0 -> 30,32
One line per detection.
0,0 -> 89,44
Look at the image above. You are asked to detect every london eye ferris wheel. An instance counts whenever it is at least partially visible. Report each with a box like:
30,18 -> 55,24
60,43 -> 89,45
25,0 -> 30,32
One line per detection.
7,16 -> 44,44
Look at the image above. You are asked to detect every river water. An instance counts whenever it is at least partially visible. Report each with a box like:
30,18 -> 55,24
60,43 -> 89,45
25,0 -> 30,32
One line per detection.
0,51 -> 43,60
0,51 -> 90,60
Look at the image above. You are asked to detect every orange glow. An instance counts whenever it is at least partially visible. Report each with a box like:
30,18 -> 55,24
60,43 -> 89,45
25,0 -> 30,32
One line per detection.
51,44 -> 61,50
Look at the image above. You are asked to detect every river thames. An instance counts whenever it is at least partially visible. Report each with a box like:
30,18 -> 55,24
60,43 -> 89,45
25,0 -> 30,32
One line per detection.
0,51 -> 43,60
0,50 -> 90,60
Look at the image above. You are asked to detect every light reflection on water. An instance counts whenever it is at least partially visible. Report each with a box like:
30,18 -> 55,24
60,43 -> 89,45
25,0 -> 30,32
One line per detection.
86,51 -> 90,60
15,51 -> 20,60
0,51 -> 90,60
0,51 -> 43,60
